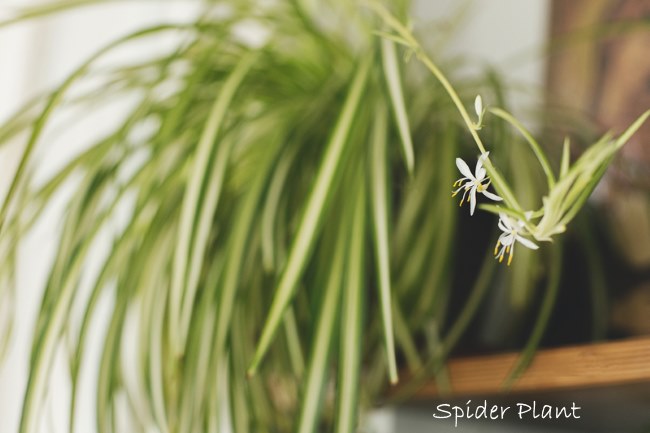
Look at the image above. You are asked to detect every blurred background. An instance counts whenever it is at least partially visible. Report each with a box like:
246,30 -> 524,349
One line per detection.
1,1 -> 649,432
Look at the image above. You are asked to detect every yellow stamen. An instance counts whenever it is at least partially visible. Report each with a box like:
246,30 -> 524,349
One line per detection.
499,254 -> 504,263
494,241 -> 500,256
507,251 -> 513,266
505,245 -> 510,254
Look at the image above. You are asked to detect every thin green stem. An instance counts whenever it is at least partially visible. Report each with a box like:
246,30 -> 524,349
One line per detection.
489,107 -> 556,189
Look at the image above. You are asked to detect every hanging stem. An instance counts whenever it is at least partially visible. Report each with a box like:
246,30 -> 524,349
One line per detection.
366,1 -> 522,212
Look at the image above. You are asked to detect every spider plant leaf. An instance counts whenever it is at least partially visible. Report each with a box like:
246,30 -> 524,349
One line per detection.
0,250 -> 16,361
171,52 -> 257,356
368,103 -> 398,383
283,306 -> 305,378
381,38 -> 414,174
296,215 -> 347,433
391,298 -> 422,372
395,199 -> 437,295
211,139 -> 283,412
334,173 -> 366,433
81,192 -> 181,433
165,250 -> 204,432
248,55 -> 371,376
19,227 -> 99,433
0,94 -> 43,145
559,152 -> 614,226
138,236 -> 176,433
373,31 -> 412,48
413,127 -> 457,322
176,263 -> 221,433
229,353 -> 251,433
30,163 -> 116,362
69,236 -> 131,433
613,109 -> 650,148
177,300 -> 218,432
147,276 -> 170,433
262,146 -> 297,272
68,140 -> 187,433
392,143 -> 436,262
97,283 -> 129,433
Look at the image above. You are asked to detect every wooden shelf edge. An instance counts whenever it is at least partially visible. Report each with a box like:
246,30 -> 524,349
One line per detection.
410,337 -> 650,398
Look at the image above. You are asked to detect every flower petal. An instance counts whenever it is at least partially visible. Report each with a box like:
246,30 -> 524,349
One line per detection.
516,235 -> 539,250
481,190 -> 502,202
498,213 -> 514,230
476,152 -> 489,174
456,158 -> 474,180
470,187 -> 477,215
500,233 -> 515,246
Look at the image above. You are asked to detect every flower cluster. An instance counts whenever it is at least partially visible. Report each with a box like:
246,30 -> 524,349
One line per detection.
452,95 -> 649,266
452,152 -> 501,216
494,214 -> 539,266
453,152 -> 538,265
452,96 -> 541,266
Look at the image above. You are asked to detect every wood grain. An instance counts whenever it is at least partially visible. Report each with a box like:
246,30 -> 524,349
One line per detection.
412,337 -> 650,398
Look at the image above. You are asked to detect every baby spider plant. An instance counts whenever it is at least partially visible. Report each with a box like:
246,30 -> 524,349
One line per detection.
469,99 -> 649,265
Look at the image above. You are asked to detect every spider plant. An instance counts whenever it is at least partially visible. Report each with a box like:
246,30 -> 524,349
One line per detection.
0,1 -> 647,433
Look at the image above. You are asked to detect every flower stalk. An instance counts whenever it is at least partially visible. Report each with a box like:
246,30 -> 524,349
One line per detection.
370,1 -> 650,265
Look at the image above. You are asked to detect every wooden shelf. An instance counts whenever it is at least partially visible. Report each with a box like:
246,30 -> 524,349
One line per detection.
413,337 -> 650,398
396,338 -> 650,431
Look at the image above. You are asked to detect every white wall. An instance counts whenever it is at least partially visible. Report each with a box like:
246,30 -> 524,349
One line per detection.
0,1 -> 550,432
413,0 -> 550,112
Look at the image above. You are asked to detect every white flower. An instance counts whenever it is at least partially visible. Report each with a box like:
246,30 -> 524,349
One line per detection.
452,152 -> 502,215
494,213 -> 539,266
